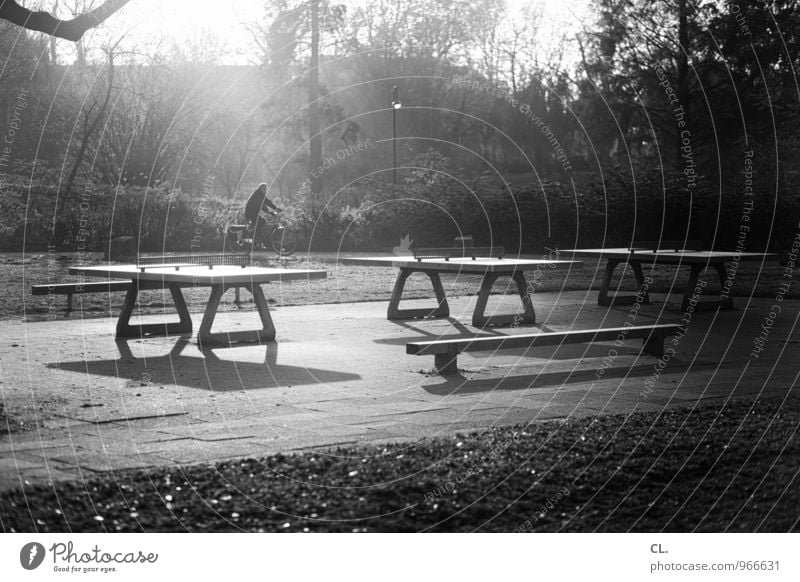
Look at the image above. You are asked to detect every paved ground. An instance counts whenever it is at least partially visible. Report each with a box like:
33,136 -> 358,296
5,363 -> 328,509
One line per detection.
1,288 -> 798,491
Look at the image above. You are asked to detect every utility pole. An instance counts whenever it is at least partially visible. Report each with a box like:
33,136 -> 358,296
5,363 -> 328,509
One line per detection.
391,85 -> 401,184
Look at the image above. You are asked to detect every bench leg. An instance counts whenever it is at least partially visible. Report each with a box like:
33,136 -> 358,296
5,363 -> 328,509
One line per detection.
434,350 -> 459,375
598,259 -> 650,306
116,283 -> 193,338
387,268 -> 449,320
198,284 -> 276,346
473,271 -> 536,327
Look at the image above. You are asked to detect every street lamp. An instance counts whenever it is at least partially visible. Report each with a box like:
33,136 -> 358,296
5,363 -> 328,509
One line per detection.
391,85 -> 401,184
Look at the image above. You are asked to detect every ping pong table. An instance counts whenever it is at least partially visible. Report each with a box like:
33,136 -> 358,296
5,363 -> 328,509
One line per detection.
69,256 -> 326,345
565,247 -> 776,311
340,253 -> 580,327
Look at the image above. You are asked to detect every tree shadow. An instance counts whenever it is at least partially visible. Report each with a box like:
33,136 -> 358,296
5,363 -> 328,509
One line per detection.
49,336 -> 360,391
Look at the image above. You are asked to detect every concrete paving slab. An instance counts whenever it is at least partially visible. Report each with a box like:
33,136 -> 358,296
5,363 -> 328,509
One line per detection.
49,452 -> 171,473
1,290 -> 798,491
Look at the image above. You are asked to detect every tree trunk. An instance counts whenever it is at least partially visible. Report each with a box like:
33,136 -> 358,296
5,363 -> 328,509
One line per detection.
308,0 -> 323,212
676,0 -> 690,168
63,51 -> 115,197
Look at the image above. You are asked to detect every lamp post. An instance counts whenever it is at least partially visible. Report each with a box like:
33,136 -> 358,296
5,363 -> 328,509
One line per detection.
391,85 -> 401,184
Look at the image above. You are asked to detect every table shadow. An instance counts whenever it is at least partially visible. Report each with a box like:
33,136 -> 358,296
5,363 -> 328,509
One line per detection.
49,336 -> 360,391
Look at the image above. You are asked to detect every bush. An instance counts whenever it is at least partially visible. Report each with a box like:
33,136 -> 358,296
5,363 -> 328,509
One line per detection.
0,176 -> 232,253
1,161 -> 796,254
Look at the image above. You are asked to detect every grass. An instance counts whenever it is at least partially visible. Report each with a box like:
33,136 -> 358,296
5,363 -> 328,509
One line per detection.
1,396 -> 798,532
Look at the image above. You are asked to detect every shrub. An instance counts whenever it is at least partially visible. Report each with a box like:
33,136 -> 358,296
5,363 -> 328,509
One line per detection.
0,177 -> 231,253
1,162 -> 795,254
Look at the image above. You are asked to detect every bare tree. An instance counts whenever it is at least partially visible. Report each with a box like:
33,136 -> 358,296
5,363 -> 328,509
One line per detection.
0,0 -> 131,41
62,42 -> 117,197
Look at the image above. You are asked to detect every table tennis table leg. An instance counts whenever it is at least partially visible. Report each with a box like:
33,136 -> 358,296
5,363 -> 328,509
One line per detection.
598,259 -> 651,307
713,262 -> 734,309
598,259 -> 619,306
630,262 -> 651,304
387,268 -> 449,320
197,284 -> 224,345
681,262 -> 733,311
472,271 -> 536,327
115,282 -> 193,338
198,283 -> 276,346
682,264 -> 704,311
249,283 -> 277,341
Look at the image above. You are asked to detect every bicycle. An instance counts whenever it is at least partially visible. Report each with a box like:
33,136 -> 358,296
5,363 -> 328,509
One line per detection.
224,211 -> 298,257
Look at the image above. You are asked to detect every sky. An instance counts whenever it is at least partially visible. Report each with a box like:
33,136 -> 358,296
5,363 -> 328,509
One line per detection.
61,0 -> 590,65
74,0 -> 266,63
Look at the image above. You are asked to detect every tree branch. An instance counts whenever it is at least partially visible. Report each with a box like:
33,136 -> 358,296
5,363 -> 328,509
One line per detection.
0,0 -> 132,42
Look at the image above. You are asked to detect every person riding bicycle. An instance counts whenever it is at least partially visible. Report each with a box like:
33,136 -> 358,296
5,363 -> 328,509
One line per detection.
244,183 -> 282,238
226,183 -> 296,255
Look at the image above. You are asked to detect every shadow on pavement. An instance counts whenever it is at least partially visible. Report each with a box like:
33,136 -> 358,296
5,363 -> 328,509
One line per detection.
421,359 -> 719,395
49,337 -> 361,391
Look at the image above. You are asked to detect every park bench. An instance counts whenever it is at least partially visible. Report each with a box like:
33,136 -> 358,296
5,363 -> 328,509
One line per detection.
412,246 -> 505,261
31,280 -> 132,311
407,323 -> 682,374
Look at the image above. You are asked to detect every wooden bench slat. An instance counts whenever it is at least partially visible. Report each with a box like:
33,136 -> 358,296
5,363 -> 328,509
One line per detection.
31,281 -> 132,295
407,324 -> 682,374
32,280 -> 133,312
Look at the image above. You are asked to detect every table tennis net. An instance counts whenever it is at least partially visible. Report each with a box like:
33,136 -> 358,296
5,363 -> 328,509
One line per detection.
136,254 -> 251,271
412,246 -> 505,261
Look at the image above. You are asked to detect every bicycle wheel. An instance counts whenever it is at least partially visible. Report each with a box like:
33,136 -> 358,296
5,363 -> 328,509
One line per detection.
225,231 -> 250,255
270,227 -> 298,257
